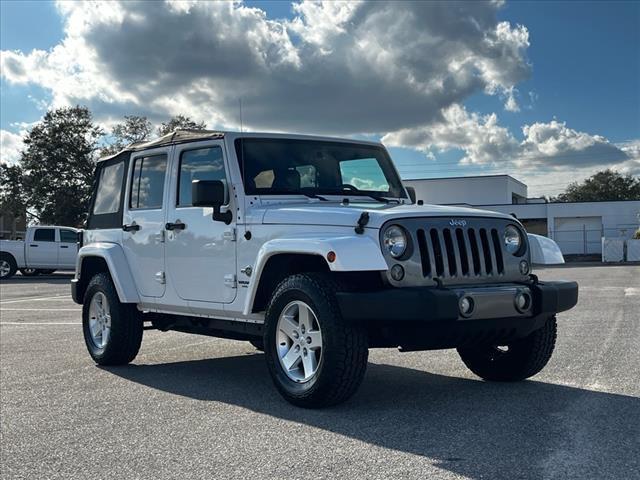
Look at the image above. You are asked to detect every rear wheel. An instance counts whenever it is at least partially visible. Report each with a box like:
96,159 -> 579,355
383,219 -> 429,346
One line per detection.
264,273 -> 368,408
457,316 -> 557,381
82,273 -> 143,365
0,255 -> 17,280
19,268 -> 39,276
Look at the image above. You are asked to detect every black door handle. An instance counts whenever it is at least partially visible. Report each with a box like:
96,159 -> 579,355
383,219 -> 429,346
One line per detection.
165,221 -> 186,231
122,223 -> 141,232
30,244 -> 38,247
60,245 -> 69,249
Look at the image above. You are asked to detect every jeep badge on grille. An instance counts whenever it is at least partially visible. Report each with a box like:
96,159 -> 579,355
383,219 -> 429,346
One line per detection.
449,219 -> 467,227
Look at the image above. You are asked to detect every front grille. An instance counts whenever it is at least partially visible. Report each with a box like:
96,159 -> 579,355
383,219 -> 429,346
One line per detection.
416,226 -> 505,280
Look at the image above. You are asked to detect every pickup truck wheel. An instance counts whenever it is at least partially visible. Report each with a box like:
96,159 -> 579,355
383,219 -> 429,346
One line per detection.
264,273 -> 368,408
457,315 -> 557,382
0,255 -> 17,280
82,273 -> 143,366
19,268 -> 39,276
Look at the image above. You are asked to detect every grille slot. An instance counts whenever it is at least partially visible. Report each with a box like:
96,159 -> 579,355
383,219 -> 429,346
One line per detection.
414,222 -> 506,281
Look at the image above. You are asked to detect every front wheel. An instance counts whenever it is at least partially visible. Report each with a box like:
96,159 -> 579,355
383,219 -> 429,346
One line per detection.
457,316 -> 557,382
264,273 -> 368,408
82,273 -> 143,366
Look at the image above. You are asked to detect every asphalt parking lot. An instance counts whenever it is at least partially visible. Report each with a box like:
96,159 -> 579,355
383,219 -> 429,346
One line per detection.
1,266 -> 639,480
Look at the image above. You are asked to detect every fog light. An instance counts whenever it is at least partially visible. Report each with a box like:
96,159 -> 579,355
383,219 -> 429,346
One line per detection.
459,296 -> 474,317
519,260 -> 530,275
390,264 -> 405,281
515,291 -> 531,312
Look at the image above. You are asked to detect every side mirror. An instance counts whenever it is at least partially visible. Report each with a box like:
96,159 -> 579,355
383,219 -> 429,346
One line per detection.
192,179 -> 232,224
192,179 -> 227,207
405,186 -> 417,204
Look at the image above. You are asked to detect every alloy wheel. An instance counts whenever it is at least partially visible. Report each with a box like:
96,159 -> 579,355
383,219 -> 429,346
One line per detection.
88,292 -> 111,349
276,300 -> 323,383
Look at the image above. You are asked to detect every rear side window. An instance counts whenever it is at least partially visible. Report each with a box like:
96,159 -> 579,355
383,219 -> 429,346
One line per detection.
87,153 -> 130,230
34,229 -> 55,242
177,147 -> 226,206
59,230 -> 77,243
93,162 -> 124,214
130,155 -> 167,209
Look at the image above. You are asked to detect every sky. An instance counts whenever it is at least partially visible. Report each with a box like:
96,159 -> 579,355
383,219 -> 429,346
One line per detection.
1,0 -> 639,197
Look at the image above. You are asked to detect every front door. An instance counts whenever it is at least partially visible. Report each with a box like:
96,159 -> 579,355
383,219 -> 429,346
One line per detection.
165,141 -> 237,303
122,148 -> 169,298
57,229 -> 78,269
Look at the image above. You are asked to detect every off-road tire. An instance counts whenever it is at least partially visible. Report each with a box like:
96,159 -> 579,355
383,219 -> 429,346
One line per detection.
264,273 -> 368,408
82,273 -> 143,366
0,254 -> 18,280
457,316 -> 557,381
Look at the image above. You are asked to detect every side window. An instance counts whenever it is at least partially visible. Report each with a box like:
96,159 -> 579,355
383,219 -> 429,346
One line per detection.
93,162 -> 124,214
178,147 -> 226,207
130,155 -> 167,209
59,229 -> 77,243
34,229 -> 55,242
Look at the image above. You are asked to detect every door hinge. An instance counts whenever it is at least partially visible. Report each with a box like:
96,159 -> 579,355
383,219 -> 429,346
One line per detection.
223,228 -> 236,242
224,274 -> 237,288
155,271 -> 166,284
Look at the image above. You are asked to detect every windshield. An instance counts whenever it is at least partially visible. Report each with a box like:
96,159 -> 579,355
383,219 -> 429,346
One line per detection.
235,138 -> 406,199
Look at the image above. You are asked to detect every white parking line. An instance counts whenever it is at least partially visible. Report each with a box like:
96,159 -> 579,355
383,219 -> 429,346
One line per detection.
1,295 -> 72,304
0,322 -> 80,325
0,308 -> 80,312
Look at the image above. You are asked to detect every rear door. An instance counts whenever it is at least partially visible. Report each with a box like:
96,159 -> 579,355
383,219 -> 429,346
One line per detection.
26,228 -> 58,267
122,148 -> 170,298
165,141 -> 237,304
57,229 -> 78,269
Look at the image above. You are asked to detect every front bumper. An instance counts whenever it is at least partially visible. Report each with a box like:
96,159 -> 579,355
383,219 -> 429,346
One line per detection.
336,280 -> 577,350
337,280 -> 578,323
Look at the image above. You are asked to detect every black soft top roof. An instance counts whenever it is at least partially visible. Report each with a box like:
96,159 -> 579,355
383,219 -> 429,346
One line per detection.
98,129 -> 224,162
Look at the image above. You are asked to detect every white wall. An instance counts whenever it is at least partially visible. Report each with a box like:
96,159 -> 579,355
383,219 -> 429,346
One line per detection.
474,201 -> 640,255
405,176 -> 527,206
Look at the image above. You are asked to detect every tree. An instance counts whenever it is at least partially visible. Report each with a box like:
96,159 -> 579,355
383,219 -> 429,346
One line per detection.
102,115 -> 152,156
554,169 -> 640,202
0,163 -> 28,219
157,115 -> 207,136
16,106 -> 103,226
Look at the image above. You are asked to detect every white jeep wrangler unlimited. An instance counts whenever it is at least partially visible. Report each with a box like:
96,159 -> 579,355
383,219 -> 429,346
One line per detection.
72,130 -> 578,407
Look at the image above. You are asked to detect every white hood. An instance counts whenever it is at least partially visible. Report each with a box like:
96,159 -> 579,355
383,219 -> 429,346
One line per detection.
258,201 -> 514,229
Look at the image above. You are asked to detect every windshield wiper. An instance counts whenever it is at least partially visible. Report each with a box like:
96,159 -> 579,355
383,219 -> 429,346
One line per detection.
327,187 -> 398,204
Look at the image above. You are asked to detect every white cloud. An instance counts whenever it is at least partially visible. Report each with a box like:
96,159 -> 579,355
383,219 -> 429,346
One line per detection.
0,130 -> 24,165
384,104 -> 635,169
382,104 -> 519,165
1,1 -> 530,134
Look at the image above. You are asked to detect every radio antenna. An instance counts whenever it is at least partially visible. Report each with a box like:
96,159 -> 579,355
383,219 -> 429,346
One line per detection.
239,98 -> 247,229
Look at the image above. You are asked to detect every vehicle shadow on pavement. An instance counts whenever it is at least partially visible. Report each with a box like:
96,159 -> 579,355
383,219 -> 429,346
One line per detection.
105,354 -> 640,479
1,273 -> 73,285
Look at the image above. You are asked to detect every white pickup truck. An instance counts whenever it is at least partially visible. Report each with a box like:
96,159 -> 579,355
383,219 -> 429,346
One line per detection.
0,226 -> 79,279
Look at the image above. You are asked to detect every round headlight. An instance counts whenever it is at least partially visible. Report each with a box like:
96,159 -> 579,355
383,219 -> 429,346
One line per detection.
383,225 -> 407,258
504,225 -> 522,255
